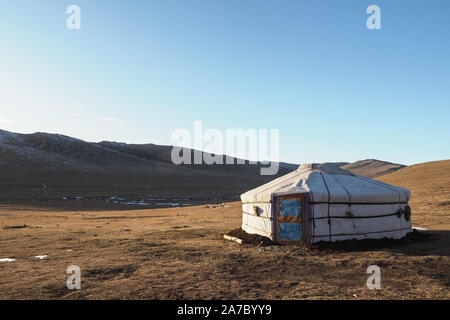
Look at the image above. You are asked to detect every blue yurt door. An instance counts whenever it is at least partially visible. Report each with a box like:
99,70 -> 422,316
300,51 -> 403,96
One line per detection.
276,193 -> 310,244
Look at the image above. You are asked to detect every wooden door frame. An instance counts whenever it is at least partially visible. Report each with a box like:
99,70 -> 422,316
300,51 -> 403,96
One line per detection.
275,193 -> 311,245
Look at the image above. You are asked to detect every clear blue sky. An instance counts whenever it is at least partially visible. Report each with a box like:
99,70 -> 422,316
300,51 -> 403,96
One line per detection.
0,0 -> 449,165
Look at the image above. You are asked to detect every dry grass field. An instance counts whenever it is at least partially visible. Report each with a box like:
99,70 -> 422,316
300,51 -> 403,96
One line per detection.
377,160 -> 450,230
0,161 -> 448,300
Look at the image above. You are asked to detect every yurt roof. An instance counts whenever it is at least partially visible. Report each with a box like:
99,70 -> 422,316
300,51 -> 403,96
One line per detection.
241,163 -> 410,204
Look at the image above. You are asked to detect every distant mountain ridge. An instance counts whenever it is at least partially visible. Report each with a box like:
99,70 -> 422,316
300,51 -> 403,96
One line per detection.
0,129 -> 407,204
0,129 -> 294,203
0,129 -> 298,171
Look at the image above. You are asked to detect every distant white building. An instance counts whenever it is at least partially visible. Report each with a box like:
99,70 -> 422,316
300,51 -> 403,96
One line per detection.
241,163 -> 412,244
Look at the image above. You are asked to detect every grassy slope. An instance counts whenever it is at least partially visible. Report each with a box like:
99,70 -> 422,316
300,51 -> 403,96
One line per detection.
376,160 -> 450,229
341,159 -> 405,178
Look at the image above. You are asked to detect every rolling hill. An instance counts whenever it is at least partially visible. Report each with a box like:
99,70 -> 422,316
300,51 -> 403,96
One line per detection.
376,160 -> 450,229
0,129 -> 408,208
0,129 -> 294,205
341,159 -> 406,178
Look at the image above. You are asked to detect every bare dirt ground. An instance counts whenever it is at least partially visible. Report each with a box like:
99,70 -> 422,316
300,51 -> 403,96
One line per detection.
0,200 -> 448,300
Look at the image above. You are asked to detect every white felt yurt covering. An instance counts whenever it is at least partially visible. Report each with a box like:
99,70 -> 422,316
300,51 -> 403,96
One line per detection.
241,163 -> 412,243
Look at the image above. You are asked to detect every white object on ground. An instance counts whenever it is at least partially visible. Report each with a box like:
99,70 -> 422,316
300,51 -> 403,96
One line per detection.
0,258 -> 15,262
35,255 -> 47,259
223,235 -> 243,244
413,226 -> 427,231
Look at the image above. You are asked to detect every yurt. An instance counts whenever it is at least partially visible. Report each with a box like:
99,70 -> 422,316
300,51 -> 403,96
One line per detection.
241,163 -> 412,244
